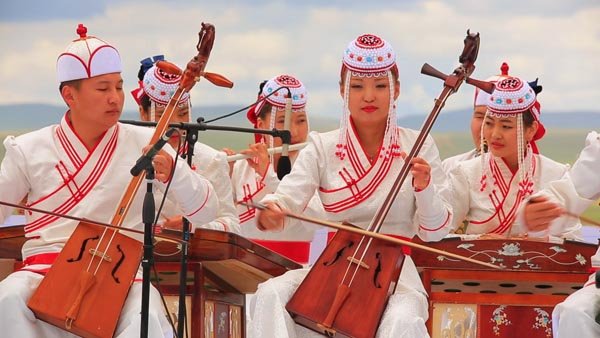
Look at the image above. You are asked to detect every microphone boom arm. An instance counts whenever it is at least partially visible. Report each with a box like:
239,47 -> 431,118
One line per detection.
119,119 -> 291,145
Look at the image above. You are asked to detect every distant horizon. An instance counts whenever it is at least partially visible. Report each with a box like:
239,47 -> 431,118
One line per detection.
2,101 -> 600,117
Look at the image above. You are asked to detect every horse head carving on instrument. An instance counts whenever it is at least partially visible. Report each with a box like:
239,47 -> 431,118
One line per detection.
181,23 -> 232,90
459,29 -> 480,66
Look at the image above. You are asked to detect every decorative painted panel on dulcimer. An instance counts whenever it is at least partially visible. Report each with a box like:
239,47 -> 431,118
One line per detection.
204,301 -> 242,338
411,236 -> 596,273
413,237 -> 595,338
431,304 -> 554,338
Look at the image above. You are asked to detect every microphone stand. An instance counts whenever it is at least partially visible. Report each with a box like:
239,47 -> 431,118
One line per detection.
141,164 -> 156,338
119,118 -> 290,338
174,127 -> 198,338
119,119 -> 291,151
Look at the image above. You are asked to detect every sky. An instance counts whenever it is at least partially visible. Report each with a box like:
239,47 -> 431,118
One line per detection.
1,0 -> 599,119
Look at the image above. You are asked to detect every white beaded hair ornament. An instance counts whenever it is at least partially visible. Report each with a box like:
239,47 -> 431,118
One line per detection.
474,62 -> 510,107
57,24 -> 121,83
337,33 -> 400,161
247,74 -> 308,148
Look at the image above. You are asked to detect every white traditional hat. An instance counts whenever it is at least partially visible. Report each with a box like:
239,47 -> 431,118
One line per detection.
250,74 -> 307,119
474,62 -> 510,107
488,77 -> 537,114
343,34 -> 396,74
487,76 -> 545,145
57,24 -> 121,83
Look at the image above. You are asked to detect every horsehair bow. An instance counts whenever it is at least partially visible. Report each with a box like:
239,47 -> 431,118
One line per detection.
240,201 -> 502,270
0,200 -> 185,244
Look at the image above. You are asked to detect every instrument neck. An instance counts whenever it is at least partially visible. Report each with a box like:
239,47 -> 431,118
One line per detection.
368,86 -> 454,234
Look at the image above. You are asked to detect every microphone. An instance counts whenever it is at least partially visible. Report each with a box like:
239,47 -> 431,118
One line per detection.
276,88 -> 292,180
130,128 -> 177,176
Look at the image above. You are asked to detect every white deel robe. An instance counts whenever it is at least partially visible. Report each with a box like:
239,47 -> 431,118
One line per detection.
231,156 -> 327,333
157,142 -> 239,233
447,153 -> 582,239
233,159 -> 320,241
441,148 -> 478,173
250,127 -> 453,338
231,156 -> 325,263
0,115 -> 218,338
548,131 -> 600,338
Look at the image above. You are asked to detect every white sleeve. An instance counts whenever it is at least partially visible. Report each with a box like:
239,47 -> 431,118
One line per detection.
261,135 -> 321,221
515,171 -> 590,238
515,131 -> 599,238
155,148 -> 218,227
192,151 -> 240,233
261,165 -> 281,192
414,135 -> 453,241
544,171 -> 587,238
570,131 -> 600,200
446,164 -> 472,233
0,136 -> 30,222
441,157 -> 453,174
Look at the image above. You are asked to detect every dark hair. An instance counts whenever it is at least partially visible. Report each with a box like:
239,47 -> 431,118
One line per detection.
522,109 -> 536,127
139,92 -> 151,112
137,61 -> 153,112
257,102 -> 273,120
256,80 -> 272,119
59,79 -> 82,93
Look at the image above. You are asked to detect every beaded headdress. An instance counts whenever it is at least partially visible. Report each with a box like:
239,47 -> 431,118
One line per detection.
131,57 -> 190,122
247,74 -> 307,144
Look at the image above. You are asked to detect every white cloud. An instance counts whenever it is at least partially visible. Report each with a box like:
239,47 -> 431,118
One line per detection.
0,0 -> 599,124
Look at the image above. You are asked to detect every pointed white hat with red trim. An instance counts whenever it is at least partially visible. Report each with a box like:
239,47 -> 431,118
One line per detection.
57,24 -> 122,82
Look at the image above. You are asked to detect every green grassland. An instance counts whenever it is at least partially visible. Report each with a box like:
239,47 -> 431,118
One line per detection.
1,128 -> 598,222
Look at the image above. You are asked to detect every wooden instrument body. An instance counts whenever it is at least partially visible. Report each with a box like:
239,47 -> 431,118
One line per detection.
0,226 -> 302,338
27,222 -> 142,338
286,228 -> 405,338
